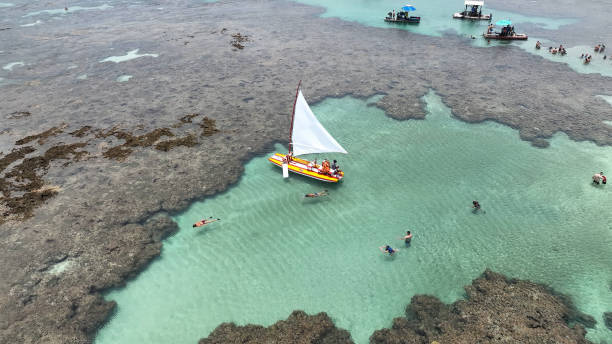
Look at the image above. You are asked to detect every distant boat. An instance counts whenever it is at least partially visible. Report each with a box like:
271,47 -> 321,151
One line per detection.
453,0 -> 492,20
268,82 -> 347,183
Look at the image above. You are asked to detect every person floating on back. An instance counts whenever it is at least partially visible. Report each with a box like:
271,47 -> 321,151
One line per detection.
305,190 -> 328,198
193,216 -> 220,228
399,231 -> 413,247
379,245 -> 398,256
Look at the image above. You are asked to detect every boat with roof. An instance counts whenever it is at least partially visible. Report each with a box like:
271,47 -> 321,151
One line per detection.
384,4 -> 421,24
453,0 -> 492,20
483,19 -> 528,40
268,82 -> 348,183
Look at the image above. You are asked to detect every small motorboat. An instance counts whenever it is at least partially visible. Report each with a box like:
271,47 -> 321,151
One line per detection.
484,20 -> 527,40
385,5 -> 421,24
453,0 -> 492,20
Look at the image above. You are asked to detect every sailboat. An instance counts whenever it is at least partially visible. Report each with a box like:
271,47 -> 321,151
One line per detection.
268,82 -> 348,183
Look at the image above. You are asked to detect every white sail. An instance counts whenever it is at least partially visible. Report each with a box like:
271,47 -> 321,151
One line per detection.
291,90 -> 348,156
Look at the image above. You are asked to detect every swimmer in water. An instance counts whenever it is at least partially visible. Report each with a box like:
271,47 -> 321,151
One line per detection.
472,201 -> 481,209
379,245 -> 398,256
193,217 -> 220,228
305,190 -> 328,198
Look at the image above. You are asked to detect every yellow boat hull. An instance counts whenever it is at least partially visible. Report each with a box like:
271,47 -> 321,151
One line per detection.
268,153 -> 343,183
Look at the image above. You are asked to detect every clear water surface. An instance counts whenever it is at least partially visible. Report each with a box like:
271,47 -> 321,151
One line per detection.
96,92 -> 612,344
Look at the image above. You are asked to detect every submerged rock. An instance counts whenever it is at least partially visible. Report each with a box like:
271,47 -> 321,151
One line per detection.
200,270 -> 594,344
199,310 -> 353,344
604,312 -> 612,331
370,269 -> 592,344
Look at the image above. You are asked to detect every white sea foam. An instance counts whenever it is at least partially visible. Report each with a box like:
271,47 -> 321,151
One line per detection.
116,75 -> 133,82
77,74 -> 88,80
100,49 -> 158,63
20,20 -> 43,27
0,2 -> 14,7
3,61 -> 24,71
48,259 -> 74,275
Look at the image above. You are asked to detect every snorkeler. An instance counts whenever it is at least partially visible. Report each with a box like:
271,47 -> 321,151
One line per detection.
305,190 -> 329,198
193,217 -> 221,228
379,245 -> 398,256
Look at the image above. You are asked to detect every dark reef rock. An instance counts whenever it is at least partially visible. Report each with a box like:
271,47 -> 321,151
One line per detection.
199,271 -> 595,344
1,0 -> 611,343
604,312 -> 612,331
199,310 -> 353,344
370,270 -> 592,344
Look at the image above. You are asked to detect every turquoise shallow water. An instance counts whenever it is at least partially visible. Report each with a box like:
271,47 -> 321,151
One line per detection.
292,0 -> 612,77
293,0 -> 576,38
96,92 -> 612,344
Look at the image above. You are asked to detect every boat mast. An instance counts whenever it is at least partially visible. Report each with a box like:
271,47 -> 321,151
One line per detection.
288,80 -> 301,154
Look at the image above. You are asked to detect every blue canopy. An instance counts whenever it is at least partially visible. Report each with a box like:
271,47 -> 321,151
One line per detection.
495,19 -> 512,26
401,5 -> 416,11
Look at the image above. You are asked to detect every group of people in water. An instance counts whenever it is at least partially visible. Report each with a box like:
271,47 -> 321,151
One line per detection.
593,171 -> 607,185
535,41 -> 611,64
581,43 -> 607,63
379,231 -> 413,256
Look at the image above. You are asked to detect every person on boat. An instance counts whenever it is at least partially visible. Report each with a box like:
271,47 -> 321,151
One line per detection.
472,201 -> 481,210
320,159 -> 331,175
392,9 -> 395,20
399,231 -> 413,247
193,217 -> 220,228
305,190 -> 328,198
330,159 -> 340,175
379,245 -> 398,256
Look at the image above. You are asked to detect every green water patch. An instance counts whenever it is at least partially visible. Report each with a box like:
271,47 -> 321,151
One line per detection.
292,0 -> 575,39
23,4 -> 113,17
96,92 -> 612,344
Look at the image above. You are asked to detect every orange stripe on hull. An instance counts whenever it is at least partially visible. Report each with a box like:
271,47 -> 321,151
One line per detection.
268,153 -> 341,183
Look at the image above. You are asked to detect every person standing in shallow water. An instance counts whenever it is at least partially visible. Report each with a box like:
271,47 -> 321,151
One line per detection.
399,231 -> 412,247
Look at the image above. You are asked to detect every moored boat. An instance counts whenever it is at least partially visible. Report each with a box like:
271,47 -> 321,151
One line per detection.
385,5 -> 420,24
268,82 -> 348,183
453,0 -> 492,20
484,19 -> 527,40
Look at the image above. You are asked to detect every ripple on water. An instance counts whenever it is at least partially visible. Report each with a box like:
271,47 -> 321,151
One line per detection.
95,92 -> 612,344
23,4 -> 113,17
99,49 -> 159,63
